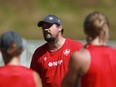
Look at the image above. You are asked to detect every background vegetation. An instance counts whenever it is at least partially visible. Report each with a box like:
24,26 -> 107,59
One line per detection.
0,0 -> 116,40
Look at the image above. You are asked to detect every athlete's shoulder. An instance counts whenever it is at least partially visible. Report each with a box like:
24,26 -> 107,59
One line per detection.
71,48 -> 91,75
72,48 -> 89,57
107,46 -> 116,53
0,65 -> 33,75
0,66 -> 6,72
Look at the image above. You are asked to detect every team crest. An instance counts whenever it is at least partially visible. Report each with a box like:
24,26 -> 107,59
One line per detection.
63,49 -> 70,56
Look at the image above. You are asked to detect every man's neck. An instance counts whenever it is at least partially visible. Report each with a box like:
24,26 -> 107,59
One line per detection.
48,37 -> 66,52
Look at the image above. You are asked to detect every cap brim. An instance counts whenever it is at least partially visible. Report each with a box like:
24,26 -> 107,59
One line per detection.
38,21 -> 54,27
38,21 -> 45,27
37,21 -> 61,28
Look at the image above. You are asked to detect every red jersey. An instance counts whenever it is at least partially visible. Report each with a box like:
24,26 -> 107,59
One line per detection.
0,65 -> 36,87
81,45 -> 116,87
30,38 -> 83,87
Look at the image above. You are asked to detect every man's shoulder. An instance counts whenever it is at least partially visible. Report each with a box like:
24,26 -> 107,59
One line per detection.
35,43 -> 48,51
66,38 -> 83,45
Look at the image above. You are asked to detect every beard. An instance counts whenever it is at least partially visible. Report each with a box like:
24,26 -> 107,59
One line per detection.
44,34 -> 55,42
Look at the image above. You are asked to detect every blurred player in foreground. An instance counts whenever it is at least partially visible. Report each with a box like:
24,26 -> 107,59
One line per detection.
0,31 -> 42,87
61,11 -> 116,87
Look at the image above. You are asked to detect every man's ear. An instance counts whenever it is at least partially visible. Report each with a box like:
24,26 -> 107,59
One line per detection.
58,25 -> 62,32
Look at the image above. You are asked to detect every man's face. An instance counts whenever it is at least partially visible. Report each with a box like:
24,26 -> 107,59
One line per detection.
41,22 -> 60,42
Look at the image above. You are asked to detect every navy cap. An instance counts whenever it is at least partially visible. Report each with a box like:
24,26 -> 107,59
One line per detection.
0,31 -> 23,51
38,15 -> 62,27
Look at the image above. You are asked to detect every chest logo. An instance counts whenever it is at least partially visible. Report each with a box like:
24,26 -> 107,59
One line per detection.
63,49 -> 70,56
48,60 -> 63,67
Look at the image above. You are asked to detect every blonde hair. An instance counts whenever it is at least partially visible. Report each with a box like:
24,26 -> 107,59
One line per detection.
84,11 -> 110,44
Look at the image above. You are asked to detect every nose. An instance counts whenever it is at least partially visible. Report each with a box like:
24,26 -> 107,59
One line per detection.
43,28 -> 50,33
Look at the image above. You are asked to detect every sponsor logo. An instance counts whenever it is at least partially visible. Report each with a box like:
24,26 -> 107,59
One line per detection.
48,60 -> 63,67
44,57 -> 47,61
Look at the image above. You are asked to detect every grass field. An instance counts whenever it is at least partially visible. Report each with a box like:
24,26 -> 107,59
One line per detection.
0,0 -> 116,40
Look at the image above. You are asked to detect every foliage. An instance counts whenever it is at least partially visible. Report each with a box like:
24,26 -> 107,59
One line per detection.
0,0 -> 116,40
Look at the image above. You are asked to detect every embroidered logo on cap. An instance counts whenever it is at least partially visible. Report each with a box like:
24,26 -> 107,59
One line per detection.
49,17 -> 53,20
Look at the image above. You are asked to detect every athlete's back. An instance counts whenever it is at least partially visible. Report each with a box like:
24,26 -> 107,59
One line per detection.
0,65 -> 36,87
81,45 -> 116,87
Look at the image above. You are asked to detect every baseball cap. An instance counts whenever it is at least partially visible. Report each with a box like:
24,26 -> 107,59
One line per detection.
38,15 -> 62,27
0,31 -> 23,51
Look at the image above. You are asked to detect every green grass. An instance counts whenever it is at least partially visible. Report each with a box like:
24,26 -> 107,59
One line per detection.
0,0 -> 116,40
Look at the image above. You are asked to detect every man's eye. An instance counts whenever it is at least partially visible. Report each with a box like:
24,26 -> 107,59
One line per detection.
42,24 -> 52,29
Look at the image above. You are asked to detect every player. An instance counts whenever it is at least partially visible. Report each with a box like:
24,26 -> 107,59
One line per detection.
61,11 -> 116,87
30,15 -> 83,87
0,31 -> 42,87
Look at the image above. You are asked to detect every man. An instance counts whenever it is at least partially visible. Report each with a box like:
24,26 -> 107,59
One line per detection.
61,11 -> 116,87
30,15 -> 83,87
0,31 -> 42,87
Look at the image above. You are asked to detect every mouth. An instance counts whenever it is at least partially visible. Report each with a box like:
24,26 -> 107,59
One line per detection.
44,32 -> 51,37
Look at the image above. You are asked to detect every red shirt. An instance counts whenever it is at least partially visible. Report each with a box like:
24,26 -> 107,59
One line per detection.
30,38 -> 83,87
81,45 -> 116,87
0,65 -> 36,87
